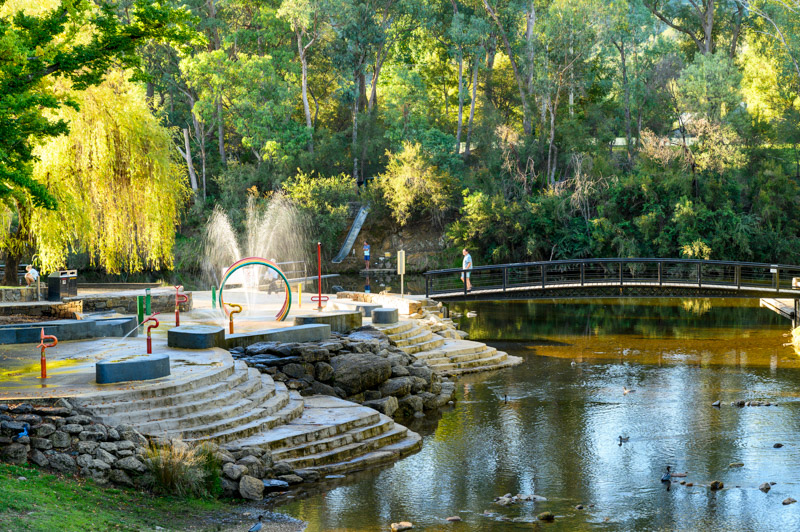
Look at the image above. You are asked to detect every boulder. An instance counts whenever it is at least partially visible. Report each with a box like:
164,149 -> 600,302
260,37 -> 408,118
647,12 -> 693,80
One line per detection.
223,462 -> 247,481
272,461 -> 293,476
77,441 -> 99,454
784,498 -> 797,505
710,481 -> 724,491
409,377 -> 428,394
77,454 -> 94,469
79,426 -> 108,441
331,353 -> 392,395
115,456 -> 147,474
277,474 -> 304,485
391,366 -> 410,377
30,437 -> 52,450
759,482 -> 771,493
116,425 -> 148,447
47,452 -> 77,473
1,443 -> 29,465
65,415 -> 93,425
391,522 -> 413,531
537,512 -> 555,522
33,423 -> 56,438
315,362 -> 334,382
406,366 -> 432,385
95,448 -> 116,465
109,469 -> 134,487
292,346 -> 330,363
380,377 -> 414,398
398,395 -> 424,416
262,478 -> 290,492
417,392 -> 439,411
364,390 -> 382,401
311,381 -> 338,396
29,449 -> 49,467
363,396 -> 399,417
282,363 -> 307,379
245,342 -> 295,357
239,475 -> 265,500
294,469 -> 321,482
61,424 -> 84,435
221,478 -> 239,498
237,456 -> 266,479
49,431 -> 71,448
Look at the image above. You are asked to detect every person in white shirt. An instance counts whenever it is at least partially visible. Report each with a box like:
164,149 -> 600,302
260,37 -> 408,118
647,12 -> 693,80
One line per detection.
25,265 -> 39,286
461,249 -> 472,291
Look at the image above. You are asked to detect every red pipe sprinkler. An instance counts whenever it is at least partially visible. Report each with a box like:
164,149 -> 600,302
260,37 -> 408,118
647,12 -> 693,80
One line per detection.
37,328 -> 58,379
174,285 -> 188,326
143,314 -> 160,354
311,242 -> 329,311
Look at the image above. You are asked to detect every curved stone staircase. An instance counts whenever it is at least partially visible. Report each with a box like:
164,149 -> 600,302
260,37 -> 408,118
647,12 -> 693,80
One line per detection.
372,305 -> 522,376
74,354 -> 421,476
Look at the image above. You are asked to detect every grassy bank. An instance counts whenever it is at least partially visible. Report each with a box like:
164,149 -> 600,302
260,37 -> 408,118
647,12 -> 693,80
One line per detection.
0,463 -> 236,531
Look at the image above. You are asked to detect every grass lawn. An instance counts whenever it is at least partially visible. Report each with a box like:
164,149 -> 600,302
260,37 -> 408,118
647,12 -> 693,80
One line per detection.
0,463 -> 241,531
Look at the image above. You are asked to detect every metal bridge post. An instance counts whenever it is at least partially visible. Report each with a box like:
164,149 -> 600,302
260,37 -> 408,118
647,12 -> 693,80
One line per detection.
775,268 -> 780,293
541,265 -> 547,289
795,299 -> 799,328
619,262 -> 623,287
735,265 -> 741,289
580,263 -> 585,286
658,262 -> 662,286
697,263 -> 701,287
425,275 -> 429,298
503,267 -> 507,292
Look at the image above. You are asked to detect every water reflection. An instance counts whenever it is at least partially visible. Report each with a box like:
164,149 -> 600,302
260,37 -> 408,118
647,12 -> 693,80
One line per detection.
278,298 -> 800,531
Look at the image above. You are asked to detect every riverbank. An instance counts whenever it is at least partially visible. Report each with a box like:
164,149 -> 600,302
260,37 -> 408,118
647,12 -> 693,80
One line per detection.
0,463 -> 303,532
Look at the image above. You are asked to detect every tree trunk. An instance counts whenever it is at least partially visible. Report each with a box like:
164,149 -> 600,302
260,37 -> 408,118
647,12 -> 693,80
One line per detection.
702,0 -> 714,54
465,56 -> 479,158
482,0 -> 531,134
485,34 -> 496,106
615,41 -> 633,163
3,199 -> 32,287
179,128 -> 199,192
299,34 -> 314,154
455,47 -> 464,154
3,253 -> 20,287
216,100 -> 226,165
352,72 -> 360,185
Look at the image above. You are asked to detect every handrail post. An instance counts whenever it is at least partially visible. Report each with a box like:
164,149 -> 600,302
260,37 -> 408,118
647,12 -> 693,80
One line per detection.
580,263 -> 585,286
503,267 -> 507,292
542,264 -> 546,289
697,263 -> 701,287
619,262 -> 623,287
735,265 -> 741,289
775,267 -> 780,293
658,262 -> 662,286
425,275 -> 429,298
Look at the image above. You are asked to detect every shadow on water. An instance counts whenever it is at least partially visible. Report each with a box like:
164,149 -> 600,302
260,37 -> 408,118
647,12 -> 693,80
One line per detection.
277,298 -> 800,531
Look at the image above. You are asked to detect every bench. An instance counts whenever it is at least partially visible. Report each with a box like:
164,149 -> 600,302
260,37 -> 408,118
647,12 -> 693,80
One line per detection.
328,299 -> 382,317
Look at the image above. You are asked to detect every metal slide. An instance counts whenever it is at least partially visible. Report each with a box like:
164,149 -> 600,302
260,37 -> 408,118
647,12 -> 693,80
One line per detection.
332,206 -> 369,263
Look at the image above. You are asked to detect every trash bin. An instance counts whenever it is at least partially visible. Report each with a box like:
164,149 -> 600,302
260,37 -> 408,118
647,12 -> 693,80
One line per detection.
47,270 -> 77,301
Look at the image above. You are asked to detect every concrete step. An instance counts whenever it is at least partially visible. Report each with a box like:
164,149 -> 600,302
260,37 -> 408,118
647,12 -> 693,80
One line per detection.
457,351 -> 508,369
447,348 -> 498,365
81,360 -> 248,416
401,336 -> 445,355
391,329 -> 432,347
375,321 -> 416,337
282,424 -> 410,469
444,355 -> 524,376
271,416 -> 396,462
185,389 -> 304,445
77,358 -> 238,408
227,396 -> 383,453
306,431 -> 423,476
133,373 -> 276,434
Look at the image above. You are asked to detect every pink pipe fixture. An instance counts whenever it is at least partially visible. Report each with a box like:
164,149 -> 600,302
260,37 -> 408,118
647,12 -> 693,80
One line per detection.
37,328 -> 58,379
174,285 -> 189,326
144,314 -> 160,354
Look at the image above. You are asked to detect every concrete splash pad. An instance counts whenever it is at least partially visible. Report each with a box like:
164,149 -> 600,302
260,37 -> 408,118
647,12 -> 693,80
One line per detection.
0,337 -> 228,401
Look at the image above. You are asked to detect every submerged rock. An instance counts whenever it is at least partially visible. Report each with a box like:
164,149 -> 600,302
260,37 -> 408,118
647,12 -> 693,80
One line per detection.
759,482 -> 771,493
784,498 -> 797,505
710,481 -> 724,491
774,443 -> 784,448
390,521 -> 413,531
446,516 -> 462,522
537,512 -> 555,522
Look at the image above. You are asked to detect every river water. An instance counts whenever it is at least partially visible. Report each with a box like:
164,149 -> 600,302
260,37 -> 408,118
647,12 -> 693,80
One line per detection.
277,298 -> 800,531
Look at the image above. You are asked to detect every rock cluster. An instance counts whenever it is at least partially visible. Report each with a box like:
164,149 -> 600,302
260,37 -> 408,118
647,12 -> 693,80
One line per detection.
212,443 -> 320,501
0,400 -> 150,488
231,326 -> 455,419
493,493 -> 547,506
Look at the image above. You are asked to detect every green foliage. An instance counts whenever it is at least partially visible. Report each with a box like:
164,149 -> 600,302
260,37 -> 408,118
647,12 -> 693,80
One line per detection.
375,142 -> 457,227
282,171 -> 357,254
675,53 -> 743,121
144,441 -> 222,498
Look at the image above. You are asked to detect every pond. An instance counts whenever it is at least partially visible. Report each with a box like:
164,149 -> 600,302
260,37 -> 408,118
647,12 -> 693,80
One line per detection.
276,298 -> 800,531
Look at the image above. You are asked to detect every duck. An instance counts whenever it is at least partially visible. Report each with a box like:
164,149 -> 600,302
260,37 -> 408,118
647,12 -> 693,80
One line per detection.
248,515 -> 263,532
618,436 -> 629,445
570,361 -> 577,368
661,466 -> 671,482
623,387 -> 636,395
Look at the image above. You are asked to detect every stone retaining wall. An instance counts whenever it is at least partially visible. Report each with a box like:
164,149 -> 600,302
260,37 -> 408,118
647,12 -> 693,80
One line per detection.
0,300 -> 81,318
0,399 -> 320,501
0,286 -> 48,302
65,290 -> 193,314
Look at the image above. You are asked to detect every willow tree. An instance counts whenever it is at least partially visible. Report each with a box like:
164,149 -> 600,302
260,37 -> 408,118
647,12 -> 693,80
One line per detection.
30,71 -> 188,274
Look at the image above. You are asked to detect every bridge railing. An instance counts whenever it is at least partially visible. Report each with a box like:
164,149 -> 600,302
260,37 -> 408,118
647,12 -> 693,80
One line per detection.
423,258 -> 800,298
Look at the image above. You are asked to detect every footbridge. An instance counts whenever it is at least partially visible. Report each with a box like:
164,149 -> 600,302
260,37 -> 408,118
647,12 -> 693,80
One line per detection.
424,258 -> 800,322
